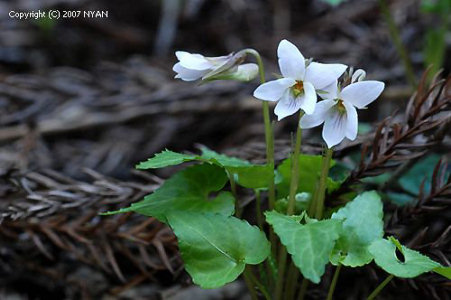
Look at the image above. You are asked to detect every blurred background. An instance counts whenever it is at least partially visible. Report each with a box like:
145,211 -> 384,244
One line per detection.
0,0 -> 449,299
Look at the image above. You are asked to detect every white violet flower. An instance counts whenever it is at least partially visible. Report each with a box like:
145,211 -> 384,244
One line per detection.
173,51 -> 258,82
299,79 -> 385,148
253,39 -> 347,120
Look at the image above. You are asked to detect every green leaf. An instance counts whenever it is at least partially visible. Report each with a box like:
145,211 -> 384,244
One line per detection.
330,191 -> 384,267
136,148 -> 273,189
265,211 -> 342,283
103,164 -> 234,222
168,212 -> 270,289
368,238 -> 441,278
386,192 -> 415,206
399,154 -> 448,195
320,0 -> 346,6
200,147 -> 273,189
200,147 -> 250,166
276,155 -> 340,198
361,173 -> 391,185
136,149 -> 200,169
433,266 -> 451,280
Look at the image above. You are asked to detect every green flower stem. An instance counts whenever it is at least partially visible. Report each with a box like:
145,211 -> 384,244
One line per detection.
255,189 -> 264,230
262,101 -> 276,212
314,148 -> 333,220
274,246 -> 288,300
274,112 -> 304,300
287,111 -> 304,214
228,172 -> 240,217
244,48 -> 277,256
326,264 -> 342,300
274,112 -> 304,299
284,262 -> 300,300
308,181 -> 319,216
244,48 -> 276,209
367,274 -> 394,300
255,188 -> 273,290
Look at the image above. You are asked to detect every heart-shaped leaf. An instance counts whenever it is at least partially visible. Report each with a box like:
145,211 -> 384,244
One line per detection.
369,237 -> 441,278
103,164 -> 234,222
168,212 -> 270,288
265,210 -> 342,283
330,191 -> 384,267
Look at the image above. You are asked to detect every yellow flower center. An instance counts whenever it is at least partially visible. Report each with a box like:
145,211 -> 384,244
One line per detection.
292,81 -> 304,97
337,99 -> 346,115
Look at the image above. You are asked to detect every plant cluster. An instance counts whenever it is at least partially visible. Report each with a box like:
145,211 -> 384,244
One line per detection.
104,40 -> 450,299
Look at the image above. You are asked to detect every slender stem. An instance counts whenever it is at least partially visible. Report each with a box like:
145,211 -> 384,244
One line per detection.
285,262 -> 300,300
244,48 -> 266,84
378,0 -> 416,88
256,188 -> 274,288
244,49 -> 275,210
314,148 -> 333,220
274,112 -> 304,300
297,278 -> 309,300
258,263 -> 270,294
255,189 -> 264,230
243,268 -> 259,300
367,274 -> 394,300
326,264 -> 342,300
262,104 -> 276,210
246,266 -> 272,300
308,181 -> 319,216
274,245 -> 288,300
245,48 -> 277,257
287,111 -> 304,215
228,173 -> 241,217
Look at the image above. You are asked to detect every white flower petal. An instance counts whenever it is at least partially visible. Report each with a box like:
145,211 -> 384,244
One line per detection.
341,81 -> 385,109
322,109 -> 347,148
253,78 -> 296,101
304,62 -> 347,90
299,99 -> 335,129
176,51 -> 213,70
343,101 -> 358,140
298,81 -> 317,115
173,62 -> 207,81
205,55 -> 232,66
318,80 -> 339,100
277,39 -> 306,80
274,89 -> 301,120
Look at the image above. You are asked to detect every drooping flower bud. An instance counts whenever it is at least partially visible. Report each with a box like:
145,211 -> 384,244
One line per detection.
173,50 -> 258,83
203,63 -> 259,82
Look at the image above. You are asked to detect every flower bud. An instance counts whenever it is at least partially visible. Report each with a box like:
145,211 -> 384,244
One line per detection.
173,50 -> 258,83
203,63 -> 259,82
